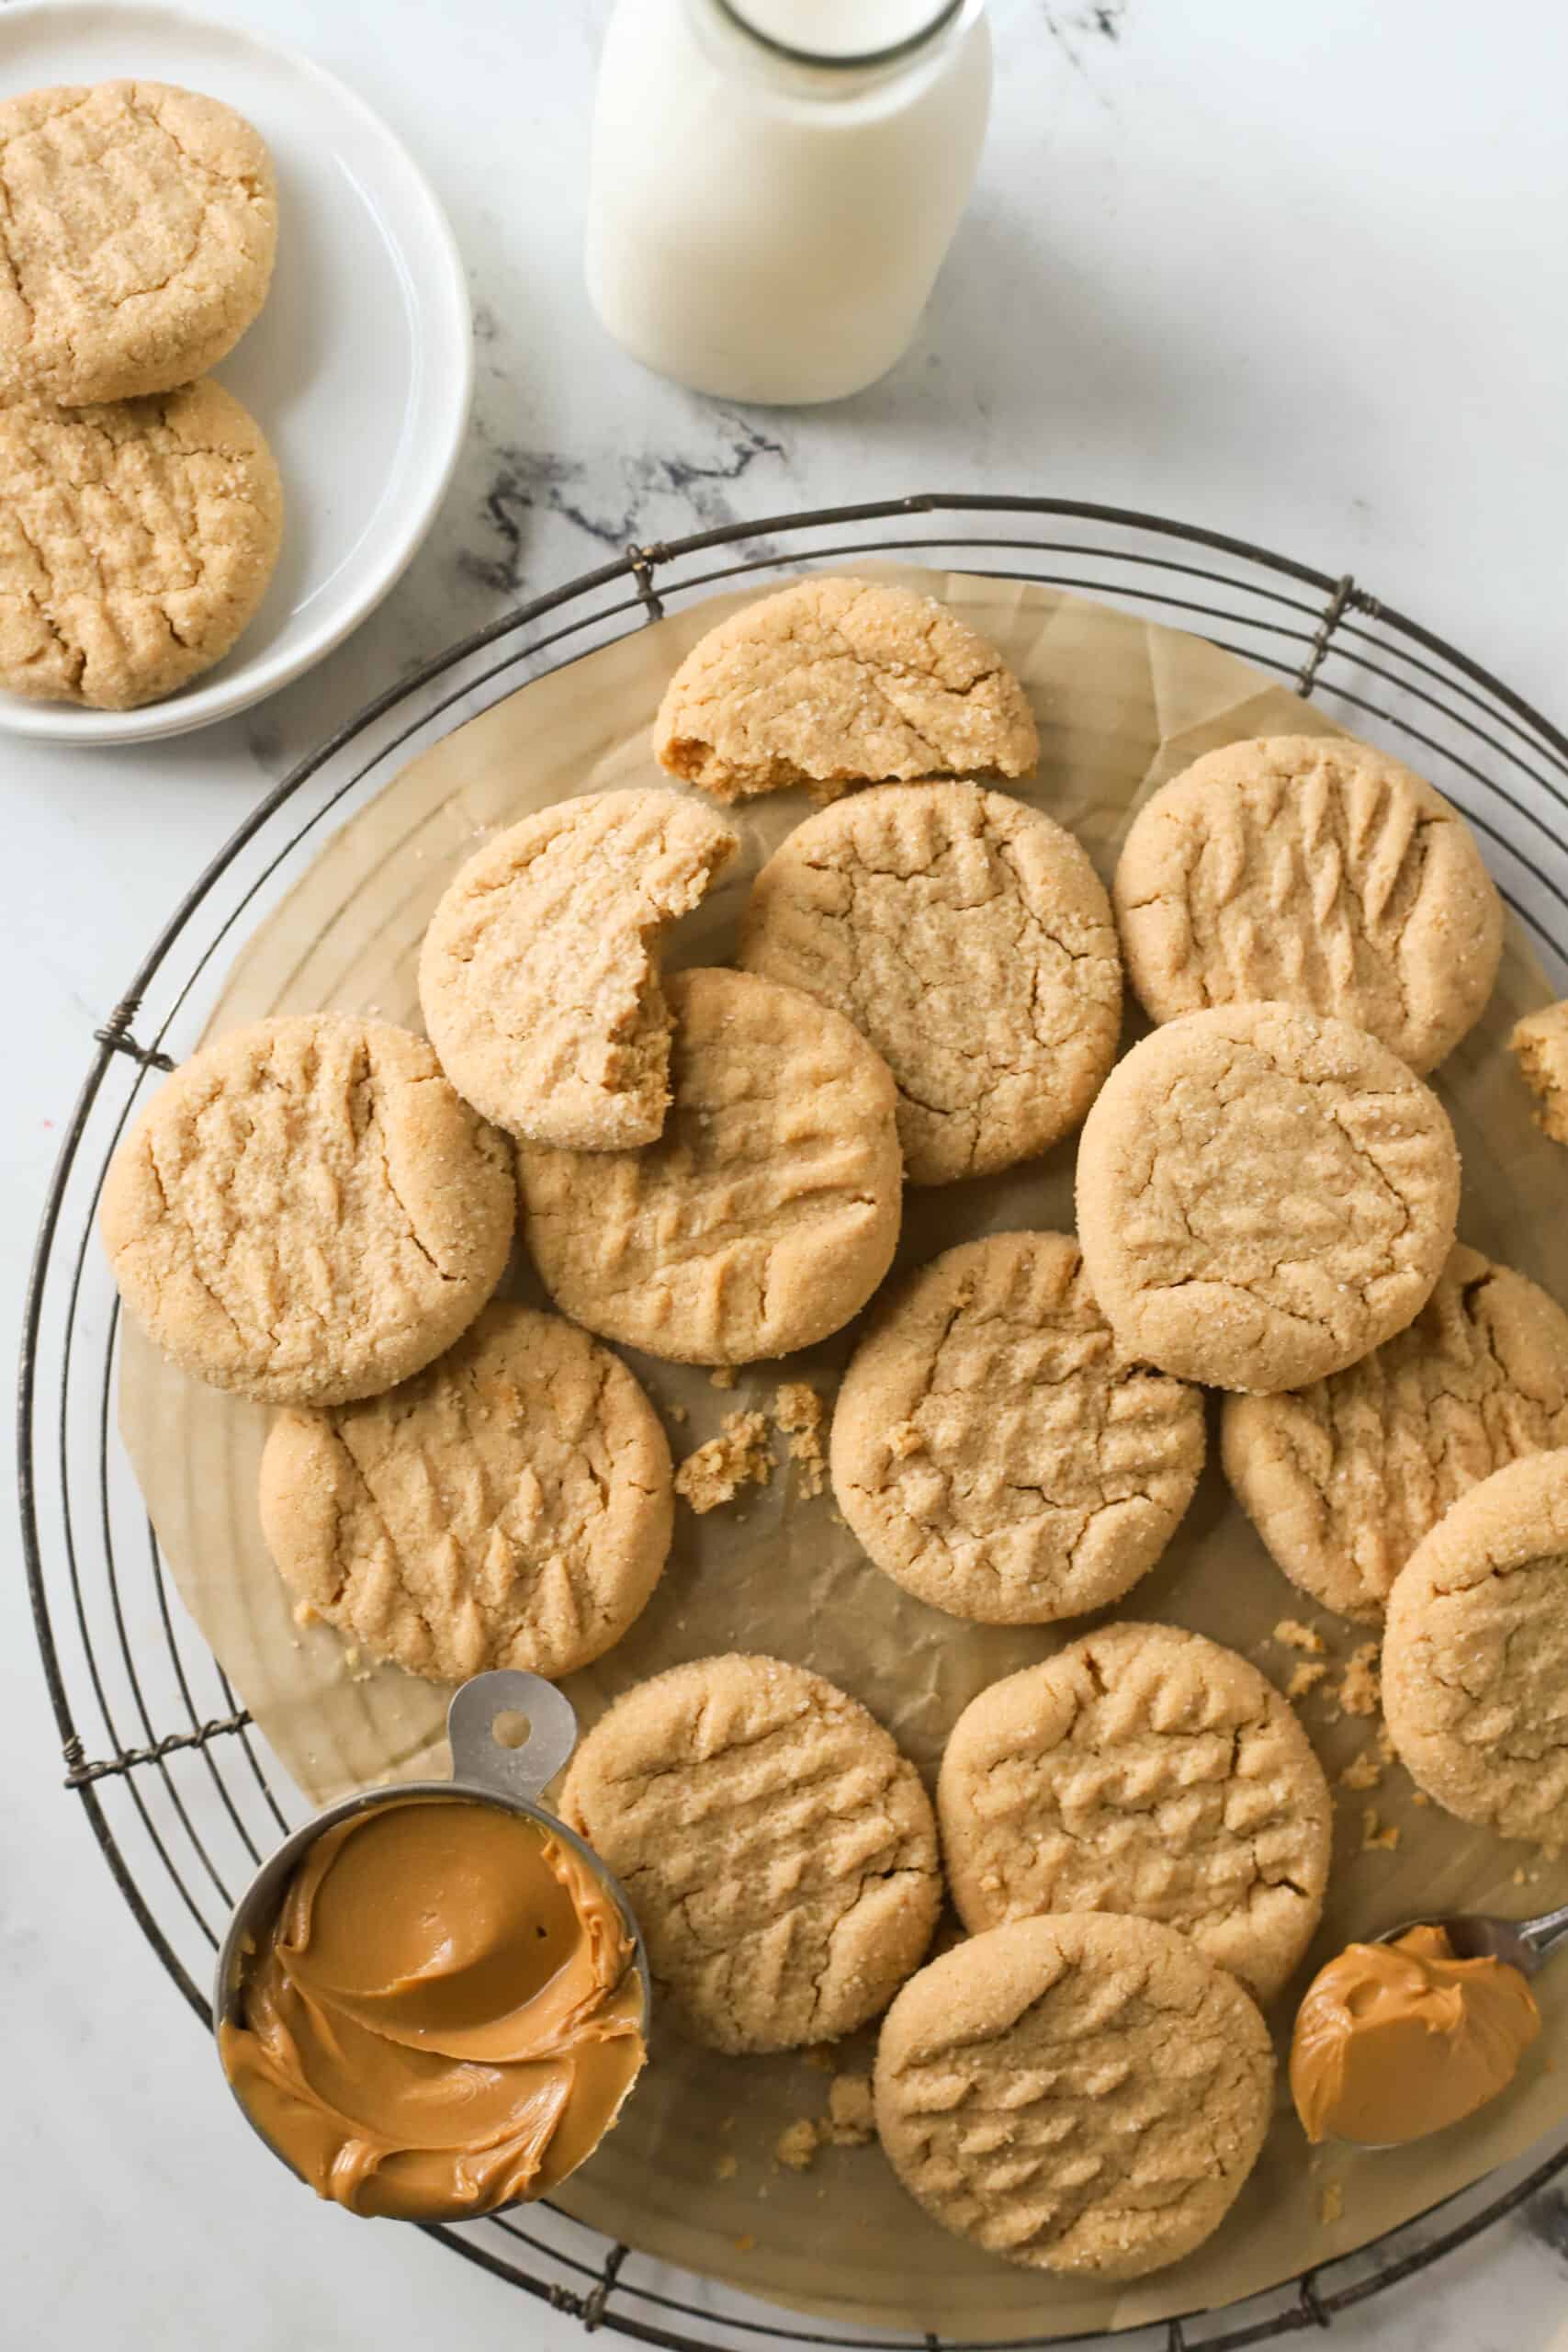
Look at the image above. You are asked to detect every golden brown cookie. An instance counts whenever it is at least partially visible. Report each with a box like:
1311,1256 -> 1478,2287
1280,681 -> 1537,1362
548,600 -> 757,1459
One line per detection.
739,782 -> 1122,1184
936,1623 -> 1332,2001
653,577 -> 1038,805
1223,1245 -> 1568,1623
419,790 -> 738,1150
874,1912 -> 1274,2278
1383,1451 -> 1568,1849
1511,1001 -> 1568,1146
516,967 -> 902,1364
829,1233 -> 1203,1623
559,1654 -> 941,2052
101,1016 -> 513,1406
258,1302 -> 673,1682
0,381 -> 283,709
0,81 -> 276,405
1114,736 -> 1502,1072
1075,1002 -> 1460,1393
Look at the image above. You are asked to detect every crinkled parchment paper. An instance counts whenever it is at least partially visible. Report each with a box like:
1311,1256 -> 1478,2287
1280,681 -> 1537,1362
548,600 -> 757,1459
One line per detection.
118,574 -> 1568,2338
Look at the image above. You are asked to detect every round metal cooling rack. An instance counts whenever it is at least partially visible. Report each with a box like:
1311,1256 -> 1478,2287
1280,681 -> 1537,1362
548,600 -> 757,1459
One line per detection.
18,495 -> 1568,2351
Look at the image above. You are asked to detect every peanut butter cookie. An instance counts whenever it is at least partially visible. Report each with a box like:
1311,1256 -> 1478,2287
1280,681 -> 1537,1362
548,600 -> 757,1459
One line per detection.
936,1624 -> 1332,2002
0,381 -> 283,708
874,1912 -> 1274,2278
653,577 -> 1038,804
419,790 -> 737,1149
101,1016 -> 513,1406
516,967 -> 902,1364
739,782 -> 1122,1184
1075,1002 -> 1460,1393
830,1233 -> 1203,1623
1383,1451 -> 1568,1849
0,81 -> 276,406
1223,1245 -> 1568,1623
1114,736 -> 1502,1072
559,1654 -> 941,2052
259,1302 -> 672,1683
1511,1001 -> 1568,1146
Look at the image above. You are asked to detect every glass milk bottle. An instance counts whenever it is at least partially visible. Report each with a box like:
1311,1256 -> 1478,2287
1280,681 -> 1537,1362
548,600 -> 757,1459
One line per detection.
585,0 -> 992,405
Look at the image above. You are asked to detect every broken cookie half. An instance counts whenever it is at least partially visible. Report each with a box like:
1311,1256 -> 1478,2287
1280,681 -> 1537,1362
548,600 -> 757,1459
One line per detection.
419,786 -> 737,1150
652,576 -> 1039,805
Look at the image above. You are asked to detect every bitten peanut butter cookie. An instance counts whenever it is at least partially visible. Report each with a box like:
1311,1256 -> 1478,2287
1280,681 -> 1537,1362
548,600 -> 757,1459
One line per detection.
1511,1001 -> 1568,1146
1075,1002 -> 1460,1393
1114,736 -> 1502,1073
0,381 -> 283,709
830,1233 -> 1203,1623
516,967 -> 902,1364
874,1912 -> 1274,2279
559,1654 -> 941,2052
1383,1451 -> 1568,1849
653,577 -> 1038,805
739,783 -> 1122,1184
0,81 -> 276,406
936,1624 -> 1332,2002
259,1302 -> 672,1683
1223,1245 -> 1568,1623
101,1016 -> 513,1406
419,790 -> 738,1150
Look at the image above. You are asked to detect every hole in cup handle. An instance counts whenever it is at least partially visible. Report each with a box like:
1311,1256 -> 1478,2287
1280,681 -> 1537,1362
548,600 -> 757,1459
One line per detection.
446,1671 -> 579,1805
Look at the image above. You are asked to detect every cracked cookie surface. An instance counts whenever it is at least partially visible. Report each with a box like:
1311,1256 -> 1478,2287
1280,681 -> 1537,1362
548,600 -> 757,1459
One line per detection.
937,1624 -> 1330,2001
1075,1001 -> 1460,1393
419,789 -> 737,1149
516,967 -> 902,1364
0,379 -> 282,707
653,577 -> 1038,805
258,1301 -> 672,1682
558,1653 -> 941,2052
739,781 -> 1122,1184
830,1233 -> 1203,1623
874,1911 -> 1274,2278
1511,1000 -> 1568,1146
100,1015 -> 513,1406
1114,736 -> 1502,1073
0,80 -> 276,405
1382,1450 -> 1568,1849
1223,1245 -> 1568,1623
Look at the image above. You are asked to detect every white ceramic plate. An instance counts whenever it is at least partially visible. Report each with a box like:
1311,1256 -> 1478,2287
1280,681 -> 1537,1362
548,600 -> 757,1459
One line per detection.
0,2 -> 473,744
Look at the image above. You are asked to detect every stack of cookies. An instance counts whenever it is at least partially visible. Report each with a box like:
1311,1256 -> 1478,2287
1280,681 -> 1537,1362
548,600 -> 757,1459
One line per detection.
101,574 -> 1568,2281
0,80 -> 283,708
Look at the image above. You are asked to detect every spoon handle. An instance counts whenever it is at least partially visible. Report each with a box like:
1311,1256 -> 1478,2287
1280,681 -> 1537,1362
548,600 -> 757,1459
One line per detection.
1524,1901 -> 1568,1965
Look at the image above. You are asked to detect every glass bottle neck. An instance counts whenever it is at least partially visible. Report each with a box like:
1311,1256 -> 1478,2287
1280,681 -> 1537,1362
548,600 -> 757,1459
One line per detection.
689,0 -> 978,100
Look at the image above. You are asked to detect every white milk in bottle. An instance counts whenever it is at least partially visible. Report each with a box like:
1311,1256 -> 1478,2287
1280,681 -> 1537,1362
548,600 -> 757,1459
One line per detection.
585,0 -> 992,404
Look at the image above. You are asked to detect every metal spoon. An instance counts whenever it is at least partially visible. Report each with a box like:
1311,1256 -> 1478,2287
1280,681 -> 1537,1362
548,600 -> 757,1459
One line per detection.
1371,1899 -> 1568,1976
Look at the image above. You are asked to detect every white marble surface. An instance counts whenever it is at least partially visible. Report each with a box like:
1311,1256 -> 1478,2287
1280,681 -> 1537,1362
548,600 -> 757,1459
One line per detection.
5,0 -> 1568,2345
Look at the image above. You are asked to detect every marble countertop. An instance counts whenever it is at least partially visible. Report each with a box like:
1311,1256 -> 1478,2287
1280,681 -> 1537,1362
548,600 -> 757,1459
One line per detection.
5,1 -> 1568,2345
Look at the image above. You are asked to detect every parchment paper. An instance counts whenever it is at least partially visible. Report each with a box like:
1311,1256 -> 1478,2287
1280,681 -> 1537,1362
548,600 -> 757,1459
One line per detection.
118,573 -> 1568,2339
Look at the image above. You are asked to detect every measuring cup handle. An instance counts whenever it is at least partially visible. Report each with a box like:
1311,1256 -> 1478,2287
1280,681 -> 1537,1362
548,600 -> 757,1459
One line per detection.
447,1671 -> 579,1805
1524,1901 -> 1568,1967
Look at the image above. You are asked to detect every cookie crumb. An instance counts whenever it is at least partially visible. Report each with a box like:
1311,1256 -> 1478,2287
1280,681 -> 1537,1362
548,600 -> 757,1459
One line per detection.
674,1411 -> 773,1512
709,1365 -> 738,1389
1287,1660 -> 1329,1700
668,1402 -> 688,1426
1361,1807 -> 1401,1852
1318,2177 -> 1344,2225
715,2152 -> 739,2182
825,2074 -> 875,2146
1510,1002 -> 1568,1145
734,2233 -> 755,2254
774,1381 -> 829,1498
1339,1744 -> 1383,1792
1274,1619 -> 1325,1654
774,2120 -> 821,2172
1337,1644 -> 1382,1718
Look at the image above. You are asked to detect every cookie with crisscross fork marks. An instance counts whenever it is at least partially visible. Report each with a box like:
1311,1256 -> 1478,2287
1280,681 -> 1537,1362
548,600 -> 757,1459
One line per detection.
937,1623 -> 1331,2001
874,1912 -> 1274,2278
559,1655 -> 941,2052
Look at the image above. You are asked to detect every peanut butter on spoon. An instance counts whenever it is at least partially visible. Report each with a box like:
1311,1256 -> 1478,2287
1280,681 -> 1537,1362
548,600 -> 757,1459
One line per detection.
1291,1924 -> 1540,2147
219,1795 -> 646,2219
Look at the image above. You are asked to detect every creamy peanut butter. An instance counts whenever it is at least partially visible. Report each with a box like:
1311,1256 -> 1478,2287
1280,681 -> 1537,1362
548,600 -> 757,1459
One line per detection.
1291,1923 -> 1540,2146
219,1796 -> 645,2219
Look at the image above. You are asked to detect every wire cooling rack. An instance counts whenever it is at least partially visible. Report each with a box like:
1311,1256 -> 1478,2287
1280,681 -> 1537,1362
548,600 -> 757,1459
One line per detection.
19,496 -> 1568,2351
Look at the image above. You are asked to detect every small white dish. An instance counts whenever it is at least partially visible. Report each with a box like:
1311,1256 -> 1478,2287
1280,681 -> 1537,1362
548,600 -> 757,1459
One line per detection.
0,3 -> 473,745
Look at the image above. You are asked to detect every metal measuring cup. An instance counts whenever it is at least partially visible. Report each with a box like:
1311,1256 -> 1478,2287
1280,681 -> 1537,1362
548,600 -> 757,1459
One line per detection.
214,1669 -> 650,2206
